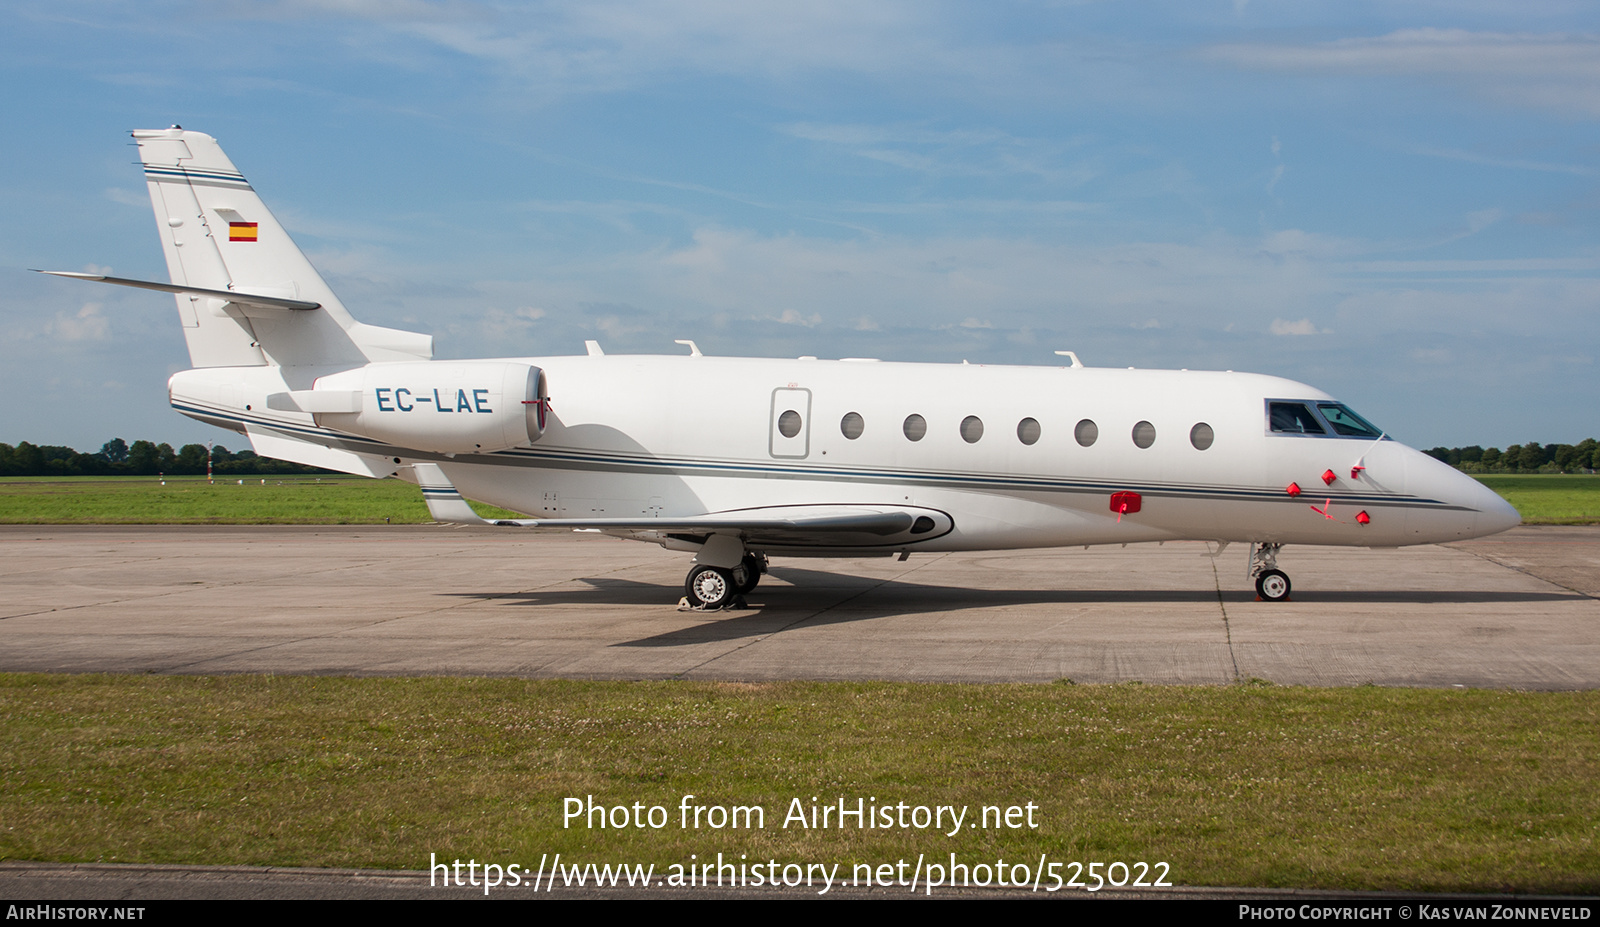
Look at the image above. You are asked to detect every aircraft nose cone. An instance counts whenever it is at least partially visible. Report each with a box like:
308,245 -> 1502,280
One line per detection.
1444,466 -> 1520,538
1405,447 -> 1521,540
1475,481 -> 1522,535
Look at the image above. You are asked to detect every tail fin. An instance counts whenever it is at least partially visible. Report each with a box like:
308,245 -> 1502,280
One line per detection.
133,127 -> 432,368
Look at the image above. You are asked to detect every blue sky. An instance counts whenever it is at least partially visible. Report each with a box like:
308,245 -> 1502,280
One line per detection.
4,1 -> 1598,451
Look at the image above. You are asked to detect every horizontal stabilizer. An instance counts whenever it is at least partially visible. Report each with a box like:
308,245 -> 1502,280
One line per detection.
36,271 -> 320,312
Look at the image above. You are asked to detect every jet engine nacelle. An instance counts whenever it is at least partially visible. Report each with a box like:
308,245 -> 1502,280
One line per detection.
311,361 -> 547,455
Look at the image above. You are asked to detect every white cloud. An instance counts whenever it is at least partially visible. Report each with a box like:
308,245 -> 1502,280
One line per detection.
777,121 -> 1082,181
593,310 -> 655,340
47,303 -> 111,342
1269,317 -> 1329,336
1407,145 -> 1597,177
1202,29 -> 1600,117
1266,163 -> 1284,195
781,123 -> 1011,148
776,308 -> 823,326
1340,256 -> 1600,274
828,198 -> 1100,219
104,187 -> 148,208
1258,228 -> 1366,259
396,1 -> 946,96
1267,135 -> 1284,194
217,0 -> 484,23
476,305 -> 546,342
1444,208 -> 1506,245
485,223 -> 1590,357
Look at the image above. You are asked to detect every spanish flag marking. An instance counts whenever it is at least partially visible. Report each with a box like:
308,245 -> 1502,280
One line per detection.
228,222 -> 259,242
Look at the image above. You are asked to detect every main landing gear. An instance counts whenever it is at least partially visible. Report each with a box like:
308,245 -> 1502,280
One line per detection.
1249,542 -> 1291,602
684,553 -> 766,609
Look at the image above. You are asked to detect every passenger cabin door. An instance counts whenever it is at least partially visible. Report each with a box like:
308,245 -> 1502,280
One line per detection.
769,388 -> 811,459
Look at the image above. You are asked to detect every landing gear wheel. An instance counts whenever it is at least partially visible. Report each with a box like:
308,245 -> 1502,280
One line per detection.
685,565 -> 737,609
733,554 -> 764,595
1255,569 -> 1291,602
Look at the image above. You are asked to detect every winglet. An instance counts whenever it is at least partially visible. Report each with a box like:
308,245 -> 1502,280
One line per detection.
413,463 -> 490,525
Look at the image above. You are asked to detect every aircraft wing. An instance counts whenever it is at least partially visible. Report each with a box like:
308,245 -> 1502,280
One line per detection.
413,463 -> 952,549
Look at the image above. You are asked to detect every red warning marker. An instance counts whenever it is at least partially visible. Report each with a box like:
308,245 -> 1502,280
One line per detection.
1350,465 -> 1367,480
1355,510 -> 1370,525
1285,482 -> 1302,497
1110,491 -> 1142,522
1321,469 -> 1337,486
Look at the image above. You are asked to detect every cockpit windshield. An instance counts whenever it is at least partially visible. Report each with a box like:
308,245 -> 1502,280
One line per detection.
1316,402 -> 1383,438
1268,401 -> 1325,435
1266,400 -> 1387,439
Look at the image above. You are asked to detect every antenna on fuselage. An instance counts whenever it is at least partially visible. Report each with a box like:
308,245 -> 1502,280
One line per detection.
1350,432 -> 1389,481
1054,350 -> 1084,368
675,339 -> 703,357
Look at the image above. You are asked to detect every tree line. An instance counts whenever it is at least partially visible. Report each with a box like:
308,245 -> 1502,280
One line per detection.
5,436 -> 1598,478
0,439 -> 333,477
1422,440 -> 1599,474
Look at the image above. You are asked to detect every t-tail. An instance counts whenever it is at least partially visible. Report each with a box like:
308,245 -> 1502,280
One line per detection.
47,126 -> 432,369
40,128 -> 456,478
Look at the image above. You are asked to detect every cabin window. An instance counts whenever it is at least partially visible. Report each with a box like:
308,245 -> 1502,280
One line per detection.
1190,422 -> 1214,450
903,414 -> 927,442
778,410 -> 803,438
1316,403 -> 1383,438
1268,401 -> 1325,435
960,415 -> 984,444
1017,417 -> 1041,446
1075,419 -> 1098,447
1132,420 -> 1156,448
840,411 -> 865,439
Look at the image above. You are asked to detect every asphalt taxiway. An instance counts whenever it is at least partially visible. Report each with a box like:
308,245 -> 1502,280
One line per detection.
2,524 -> 1596,688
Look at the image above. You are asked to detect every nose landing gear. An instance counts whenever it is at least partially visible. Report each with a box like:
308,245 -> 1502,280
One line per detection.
1254,568 -> 1291,602
1249,542 -> 1292,602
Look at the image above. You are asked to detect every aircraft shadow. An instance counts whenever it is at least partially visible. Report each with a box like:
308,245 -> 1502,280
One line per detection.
610,585 -> 1593,649
438,566 -> 1589,649
764,566 -> 1587,607
439,577 -> 672,608
442,566 -> 1588,620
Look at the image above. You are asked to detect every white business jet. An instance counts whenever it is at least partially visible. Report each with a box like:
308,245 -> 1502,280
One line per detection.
44,128 -> 1520,608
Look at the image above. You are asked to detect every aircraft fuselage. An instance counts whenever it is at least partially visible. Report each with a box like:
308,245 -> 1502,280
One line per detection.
169,354 -> 1518,556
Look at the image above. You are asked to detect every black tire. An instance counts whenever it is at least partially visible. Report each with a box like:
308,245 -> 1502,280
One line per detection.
734,554 -> 763,595
1255,569 -> 1291,602
685,565 -> 737,609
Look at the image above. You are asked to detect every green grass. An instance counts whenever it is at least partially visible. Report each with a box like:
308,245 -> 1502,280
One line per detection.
1474,475 -> 1600,525
2,674 -> 1595,893
0,476 -> 520,524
